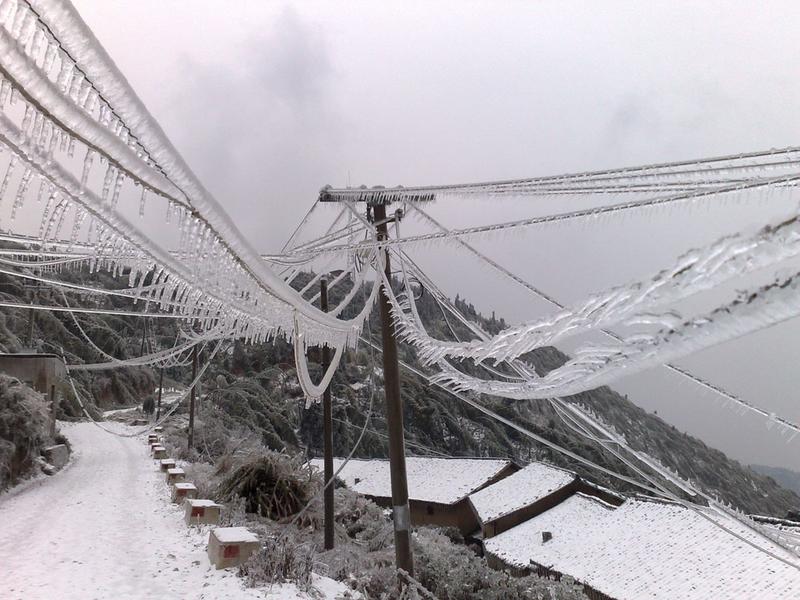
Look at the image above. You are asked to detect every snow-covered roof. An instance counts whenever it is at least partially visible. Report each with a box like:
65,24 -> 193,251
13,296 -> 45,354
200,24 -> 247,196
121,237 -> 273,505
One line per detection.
485,494 -> 800,599
763,525 -> 800,548
754,517 -> 800,547
469,462 -> 575,523
187,499 -> 221,508
173,482 -> 196,490
167,468 -> 185,475
309,457 -> 513,505
212,527 -> 259,544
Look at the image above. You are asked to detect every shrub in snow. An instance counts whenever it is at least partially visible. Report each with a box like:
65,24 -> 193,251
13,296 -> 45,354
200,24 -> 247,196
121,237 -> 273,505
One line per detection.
239,535 -> 315,592
339,527 -> 588,599
314,489 -> 395,583
218,452 -> 320,521
219,495 -> 248,528
330,488 -> 394,551
0,375 -> 55,490
183,461 -> 219,500
410,528 -> 587,600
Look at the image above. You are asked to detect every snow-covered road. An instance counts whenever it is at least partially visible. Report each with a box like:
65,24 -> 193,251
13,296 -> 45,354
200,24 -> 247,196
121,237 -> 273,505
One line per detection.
0,421 -> 345,600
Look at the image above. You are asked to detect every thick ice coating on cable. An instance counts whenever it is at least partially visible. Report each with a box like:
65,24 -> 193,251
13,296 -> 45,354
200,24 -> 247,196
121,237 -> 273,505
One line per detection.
0,0 -> 380,348
385,209 -> 800,365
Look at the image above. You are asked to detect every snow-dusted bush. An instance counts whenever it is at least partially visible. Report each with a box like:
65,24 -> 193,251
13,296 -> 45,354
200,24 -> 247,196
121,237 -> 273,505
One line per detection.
239,535 -> 315,592
411,528 -> 587,600
219,495 -> 248,527
313,489 -> 395,584
333,487 -> 386,538
218,452 -> 320,520
183,461 -> 218,500
338,527 -> 588,599
0,375 -> 54,490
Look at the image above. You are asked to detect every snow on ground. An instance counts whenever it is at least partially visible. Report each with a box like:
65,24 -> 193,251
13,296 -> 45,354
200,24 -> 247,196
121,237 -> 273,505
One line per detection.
0,421 -> 350,600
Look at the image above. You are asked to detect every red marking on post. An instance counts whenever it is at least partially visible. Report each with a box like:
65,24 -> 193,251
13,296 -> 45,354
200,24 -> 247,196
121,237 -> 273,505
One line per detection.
223,545 -> 240,559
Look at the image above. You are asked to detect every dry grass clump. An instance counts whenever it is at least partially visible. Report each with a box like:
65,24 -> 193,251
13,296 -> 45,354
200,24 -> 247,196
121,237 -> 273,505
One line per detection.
217,451 -> 320,521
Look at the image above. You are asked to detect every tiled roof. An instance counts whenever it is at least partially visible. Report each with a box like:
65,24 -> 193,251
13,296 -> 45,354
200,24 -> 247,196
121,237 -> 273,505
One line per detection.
309,457 -> 512,505
469,461 -> 575,523
485,494 -> 800,599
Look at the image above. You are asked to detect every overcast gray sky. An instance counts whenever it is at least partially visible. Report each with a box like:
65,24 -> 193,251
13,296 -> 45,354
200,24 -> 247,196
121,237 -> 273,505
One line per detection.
73,0 -> 800,471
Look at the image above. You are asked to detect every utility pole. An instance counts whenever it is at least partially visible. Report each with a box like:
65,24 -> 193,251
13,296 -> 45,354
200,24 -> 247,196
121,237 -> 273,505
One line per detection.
25,277 -> 38,349
140,318 -> 148,355
372,202 -> 414,576
26,305 -> 35,349
188,344 -> 197,450
320,276 -> 335,550
156,367 -> 164,421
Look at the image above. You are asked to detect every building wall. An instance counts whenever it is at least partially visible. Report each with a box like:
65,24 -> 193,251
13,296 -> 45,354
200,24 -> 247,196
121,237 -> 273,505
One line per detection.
359,462 -> 519,535
0,354 -> 65,393
0,354 -> 67,435
410,499 -> 479,534
575,480 -> 625,507
366,496 -> 480,535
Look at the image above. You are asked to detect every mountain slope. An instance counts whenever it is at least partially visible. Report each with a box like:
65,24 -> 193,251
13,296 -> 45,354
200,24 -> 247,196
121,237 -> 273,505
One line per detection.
751,464 -> 800,496
292,277 -> 800,516
0,259 -> 796,516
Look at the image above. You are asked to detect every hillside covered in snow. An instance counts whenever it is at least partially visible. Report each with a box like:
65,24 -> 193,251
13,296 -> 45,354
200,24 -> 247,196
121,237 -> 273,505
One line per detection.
1,260 -> 797,517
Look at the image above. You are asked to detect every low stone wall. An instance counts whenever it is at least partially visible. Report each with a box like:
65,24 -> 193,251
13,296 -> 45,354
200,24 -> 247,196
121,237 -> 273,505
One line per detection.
43,444 -> 69,470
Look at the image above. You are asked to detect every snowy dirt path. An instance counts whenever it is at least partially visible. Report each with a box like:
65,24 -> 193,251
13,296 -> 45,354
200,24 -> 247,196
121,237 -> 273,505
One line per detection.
0,421 -> 347,600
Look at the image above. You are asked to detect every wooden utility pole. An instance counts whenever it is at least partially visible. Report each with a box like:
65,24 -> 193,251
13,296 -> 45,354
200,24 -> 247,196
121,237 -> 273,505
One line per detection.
26,306 -> 35,348
372,202 -> 414,576
155,367 -> 164,421
320,276 -> 335,550
24,278 -> 37,349
140,318 -> 148,355
188,344 -> 197,450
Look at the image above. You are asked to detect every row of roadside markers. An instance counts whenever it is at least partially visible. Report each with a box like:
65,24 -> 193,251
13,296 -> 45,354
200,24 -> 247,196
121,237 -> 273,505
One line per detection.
147,432 -> 261,569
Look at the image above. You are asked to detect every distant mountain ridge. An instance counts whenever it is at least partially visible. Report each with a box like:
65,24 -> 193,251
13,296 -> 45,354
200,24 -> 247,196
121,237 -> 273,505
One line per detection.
0,253 -> 797,517
751,464 -> 800,496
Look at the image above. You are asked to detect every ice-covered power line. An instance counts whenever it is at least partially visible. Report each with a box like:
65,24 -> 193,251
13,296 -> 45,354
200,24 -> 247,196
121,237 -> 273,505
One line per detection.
2,0 -> 797,364
383,214 -> 800,405
386,268 -> 800,400
300,173 -> 800,257
388,208 -> 800,365
313,156 -> 800,437
0,0 -> 383,351
0,0 -> 795,492
391,203 -> 800,434
388,246 -> 800,561
319,146 -> 800,203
